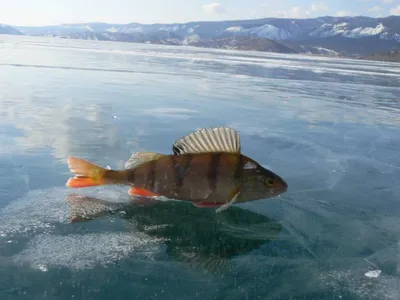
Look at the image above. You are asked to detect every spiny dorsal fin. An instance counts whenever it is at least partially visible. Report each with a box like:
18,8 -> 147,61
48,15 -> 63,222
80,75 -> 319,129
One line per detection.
124,152 -> 166,169
172,127 -> 241,155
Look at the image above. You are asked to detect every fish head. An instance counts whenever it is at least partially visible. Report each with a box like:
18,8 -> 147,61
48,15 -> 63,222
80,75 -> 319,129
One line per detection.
238,159 -> 288,202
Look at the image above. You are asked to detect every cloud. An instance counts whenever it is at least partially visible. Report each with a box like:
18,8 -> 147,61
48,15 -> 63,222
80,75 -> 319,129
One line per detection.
368,6 -> 384,13
274,6 -> 303,18
310,2 -> 329,12
390,5 -> 400,15
380,0 -> 394,4
335,10 -> 357,17
202,3 -> 227,14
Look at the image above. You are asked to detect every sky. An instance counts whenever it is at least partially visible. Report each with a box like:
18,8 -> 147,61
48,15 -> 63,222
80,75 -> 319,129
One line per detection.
0,0 -> 399,26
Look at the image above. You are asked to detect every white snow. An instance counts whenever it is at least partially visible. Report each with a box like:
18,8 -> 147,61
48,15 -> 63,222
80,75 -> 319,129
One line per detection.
121,27 -> 143,33
315,47 -> 339,56
182,34 -> 201,45
343,23 -> 386,38
106,27 -> 118,33
225,24 -> 291,40
309,23 -> 348,38
226,26 -> 244,33
310,22 -> 388,39
158,25 -> 182,32
332,23 -> 349,34
248,24 -> 291,39
393,33 -> 400,42
379,32 -> 400,42
101,33 -> 117,41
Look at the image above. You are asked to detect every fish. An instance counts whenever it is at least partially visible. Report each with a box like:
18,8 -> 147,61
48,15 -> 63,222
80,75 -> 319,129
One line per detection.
65,127 -> 288,212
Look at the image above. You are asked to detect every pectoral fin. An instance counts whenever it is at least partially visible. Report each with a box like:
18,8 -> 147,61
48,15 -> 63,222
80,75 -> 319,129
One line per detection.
215,189 -> 240,213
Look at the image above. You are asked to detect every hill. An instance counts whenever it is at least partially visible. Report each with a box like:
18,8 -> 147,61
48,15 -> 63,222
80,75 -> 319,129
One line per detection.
1,16 -> 399,57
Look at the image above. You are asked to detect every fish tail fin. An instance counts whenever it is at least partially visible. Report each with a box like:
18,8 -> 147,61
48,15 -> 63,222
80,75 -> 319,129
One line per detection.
66,156 -> 111,188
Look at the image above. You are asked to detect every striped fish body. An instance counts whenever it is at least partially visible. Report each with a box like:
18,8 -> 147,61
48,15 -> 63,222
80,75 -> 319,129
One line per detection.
125,152 -> 249,203
123,152 -> 245,204
66,127 -> 288,210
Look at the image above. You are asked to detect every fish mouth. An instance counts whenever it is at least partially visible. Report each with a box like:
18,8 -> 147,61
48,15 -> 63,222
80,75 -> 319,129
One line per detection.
282,180 -> 288,192
273,178 -> 288,196
271,189 -> 286,197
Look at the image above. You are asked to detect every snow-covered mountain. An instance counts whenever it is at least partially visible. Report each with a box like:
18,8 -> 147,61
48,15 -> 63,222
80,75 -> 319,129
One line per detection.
303,16 -> 400,42
191,36 -> 298,53
2,16 -> 400,56
0,24 -> 22,35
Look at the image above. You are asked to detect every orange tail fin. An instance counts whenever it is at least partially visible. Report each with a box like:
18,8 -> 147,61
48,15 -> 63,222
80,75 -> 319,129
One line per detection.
66,157 -> 108,188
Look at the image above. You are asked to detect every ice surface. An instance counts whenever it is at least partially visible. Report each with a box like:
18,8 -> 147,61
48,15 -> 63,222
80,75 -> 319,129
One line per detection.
0,35 -> 399,299
13,232 -> 165,271
0,187 -> 166,271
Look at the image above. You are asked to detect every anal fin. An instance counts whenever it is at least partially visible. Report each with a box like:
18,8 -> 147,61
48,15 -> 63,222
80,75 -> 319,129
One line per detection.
128,187 -> 160,197
193,202 -> 223,208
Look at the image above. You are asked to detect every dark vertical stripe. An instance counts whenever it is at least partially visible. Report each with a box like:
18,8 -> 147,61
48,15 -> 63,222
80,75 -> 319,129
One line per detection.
169,155 -> 177,175
169,154 -> 193,195
208,153 -> 221,191
234,154 -> 244,183
127,169 -> 136,183
175,155 -> 192,193
169,155 -> 178,192
147,160 -> 156,190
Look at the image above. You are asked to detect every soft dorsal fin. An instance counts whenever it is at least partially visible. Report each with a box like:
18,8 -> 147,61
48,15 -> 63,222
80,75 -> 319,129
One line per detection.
172,127 -> 241,155
125,152 -> 166,169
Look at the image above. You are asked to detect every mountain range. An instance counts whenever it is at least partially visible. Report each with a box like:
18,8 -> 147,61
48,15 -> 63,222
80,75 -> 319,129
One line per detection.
1,15 -> 400,59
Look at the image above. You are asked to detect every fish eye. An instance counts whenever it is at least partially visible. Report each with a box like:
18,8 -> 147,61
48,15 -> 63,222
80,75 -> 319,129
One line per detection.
265,178 -> 274,187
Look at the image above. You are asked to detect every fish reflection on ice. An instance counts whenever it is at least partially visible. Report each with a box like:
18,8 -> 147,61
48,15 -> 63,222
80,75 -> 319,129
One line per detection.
0,187 -> 166,271
0,187 -> 284,274
65,193 -> 285,273
2,186 -> 399,298
0,187 -> 129,237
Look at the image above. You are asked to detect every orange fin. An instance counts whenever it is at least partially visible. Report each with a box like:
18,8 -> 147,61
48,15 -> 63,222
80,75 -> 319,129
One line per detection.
66,157 -> 107,188
67,177 -> 102,188
128,187 -> 159,197
193,202 -> 223,208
